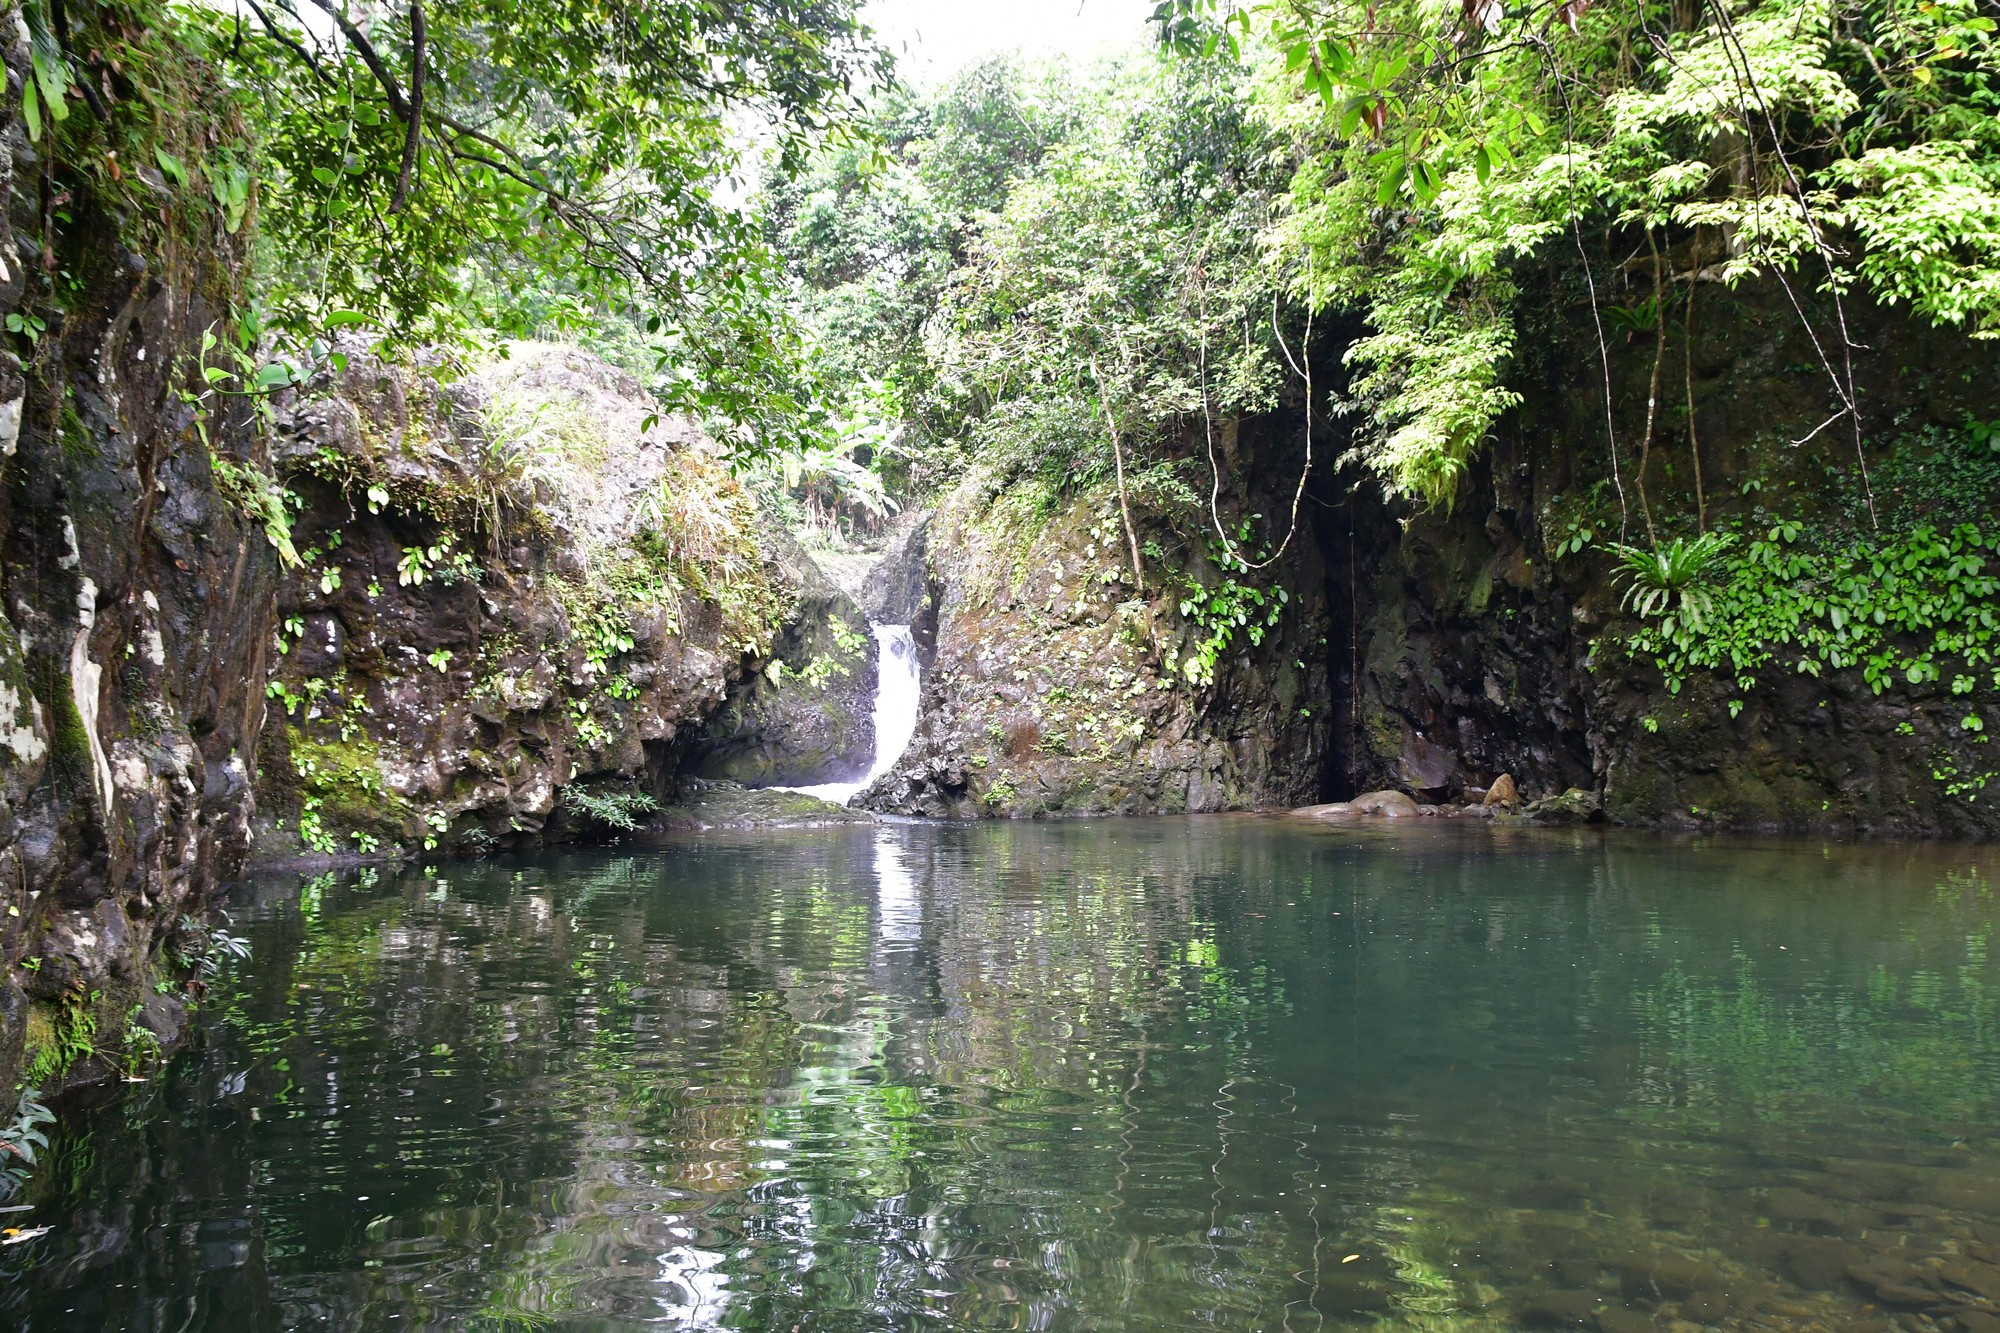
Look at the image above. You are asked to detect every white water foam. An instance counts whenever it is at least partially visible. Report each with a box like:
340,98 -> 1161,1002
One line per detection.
780,623 -> 921,806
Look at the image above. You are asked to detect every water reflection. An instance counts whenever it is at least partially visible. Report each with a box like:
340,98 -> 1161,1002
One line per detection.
873,829 -> 921,946
5,820 -> 2000,1331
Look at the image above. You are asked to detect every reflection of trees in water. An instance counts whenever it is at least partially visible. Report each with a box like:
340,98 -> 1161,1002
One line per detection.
1630,866 -> 1999,1129
13,826 -> 2000,1330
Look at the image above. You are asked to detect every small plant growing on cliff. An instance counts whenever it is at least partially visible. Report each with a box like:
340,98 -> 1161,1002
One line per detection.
400,544 -> 440,586
0,1088 -> 55,1198
1606,534 -> 1734,631
297,796 -> 338,855
4,312 -> 46,346
122,1012 -> 164,1080
568,700 -> 613,749
176,913 -> 251,984
1174,544 -> 1290,688
211,457 -> 302,569
561,784 -> 659,833
830,617 -> 867,658
25,1000 -> 98,1086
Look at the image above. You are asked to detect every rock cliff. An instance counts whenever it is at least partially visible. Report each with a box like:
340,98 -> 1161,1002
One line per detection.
254,342 -> 875,858
857,277 -> 1998,836
0,38 -> 277,1089
1336,280 -> 2000,837
862,456 -> 1334,818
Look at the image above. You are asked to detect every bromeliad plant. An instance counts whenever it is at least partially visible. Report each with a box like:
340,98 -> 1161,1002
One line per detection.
1607,532 -> 1735,633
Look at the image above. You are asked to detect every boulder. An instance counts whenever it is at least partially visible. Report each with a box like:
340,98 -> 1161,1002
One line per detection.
1605,1249 -> 1718,1300
1484,773 -> 1520,806
1514,1288 -> 1598,1326
1351,790 -> 1421,817
1290,803 -> 1355,819
1940,1258 -> 2000,1302
683,530 -> 878,786
1394,733 -> 1459,795
1525,787 -> 1603,824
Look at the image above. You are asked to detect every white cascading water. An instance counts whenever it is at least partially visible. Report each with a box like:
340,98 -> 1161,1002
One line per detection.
781,624 -> 921,806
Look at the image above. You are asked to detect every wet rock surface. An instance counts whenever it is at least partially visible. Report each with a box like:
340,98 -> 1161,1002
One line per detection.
0,42 -> 275,1090
860,461 -> 1333,818
1525,786 -> 1607,824
254,342 -> 874,860
858,513 -> 930,624
1336,281 -> 1999,836
1351,789 -> 1422,816
657,780 -> 871,829
682,530 -> 877,787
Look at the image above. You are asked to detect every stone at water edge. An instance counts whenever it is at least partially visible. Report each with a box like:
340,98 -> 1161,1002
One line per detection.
1289,792 -> 1421,818
1350,790 -> 1421,817
1483,773 -> 1520,807
1523,787 -> 1604,824
659,782 -> 874,830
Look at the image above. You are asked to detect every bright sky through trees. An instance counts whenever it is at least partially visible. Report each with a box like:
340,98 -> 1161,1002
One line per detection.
861,0 -> 1152,83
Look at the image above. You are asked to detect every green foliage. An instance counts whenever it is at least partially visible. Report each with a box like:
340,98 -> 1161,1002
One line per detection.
1623,519 -> 2000,700
290,728 -> 411,850
210,456 -> 301,568
1153,0 -> 2000,504
629,452 -> 782,648
774,55 -> 1294,511
396,540 -> 477,588
570,597 -> 636,679
1170,538 -> 1291,687
21,0 -> 886,473
774,616 -> 867,691
560,783 -> 659,833
174,911 -> 252,985
568,698 -> 613,750
939,59 -> 1288,500
23,1001 -> 97,1087
830,616 -> 867,658
1606,532 -> 1736,631
0,1087 -> 56,1199
176,0 -> 887,345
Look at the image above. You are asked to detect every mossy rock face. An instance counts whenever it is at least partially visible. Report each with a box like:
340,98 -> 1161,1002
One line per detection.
858,458 -> 1336,819
0,83 -> 275,1092
659,782 -> 872,829
682,526 -> 878,787
255,341 -> 854,864
1335,275 -> 2000,836
1523,788 -> 1604,824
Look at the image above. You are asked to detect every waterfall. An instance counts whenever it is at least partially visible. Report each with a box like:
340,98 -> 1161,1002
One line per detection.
782,623 -> 921,806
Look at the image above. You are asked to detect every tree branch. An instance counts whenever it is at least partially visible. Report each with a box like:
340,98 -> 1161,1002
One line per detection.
302,0 -> 409,121
1088,355 -> 1147,598
390,0 -> 425,213
243,0 -> 335,88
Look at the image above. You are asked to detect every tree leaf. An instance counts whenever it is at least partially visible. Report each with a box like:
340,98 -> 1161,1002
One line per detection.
1377,156 -> 1407,205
